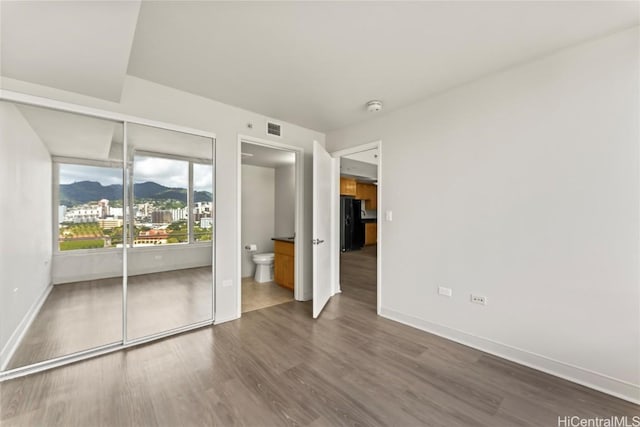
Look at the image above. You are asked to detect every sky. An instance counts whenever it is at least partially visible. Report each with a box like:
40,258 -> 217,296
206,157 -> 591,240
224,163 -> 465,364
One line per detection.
59,164 -> 122,186
59,158 -> 213,192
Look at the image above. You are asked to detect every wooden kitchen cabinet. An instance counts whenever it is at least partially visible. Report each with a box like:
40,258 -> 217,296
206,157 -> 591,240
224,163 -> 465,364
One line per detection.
340,177 -> 357,196
366,184 -> 377,210
365,222 -> 377,246
274,240 -> 294,290
356,182 -> 377,210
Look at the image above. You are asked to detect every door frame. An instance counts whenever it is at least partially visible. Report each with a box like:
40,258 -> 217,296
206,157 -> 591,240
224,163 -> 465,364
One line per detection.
330,140 -> 382,315
236,135 -> 305,317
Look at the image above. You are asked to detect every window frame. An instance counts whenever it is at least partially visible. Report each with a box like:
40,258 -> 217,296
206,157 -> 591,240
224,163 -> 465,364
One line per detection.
53,156 -> 126,255
130,149 -> 213,247
53,151 -> 214,254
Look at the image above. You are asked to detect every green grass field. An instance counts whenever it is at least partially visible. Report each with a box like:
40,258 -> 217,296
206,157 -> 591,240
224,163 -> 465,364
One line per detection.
59,239 -> 105,251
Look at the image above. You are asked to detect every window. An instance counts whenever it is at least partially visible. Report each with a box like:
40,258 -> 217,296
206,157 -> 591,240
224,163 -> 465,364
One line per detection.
55,155 -> 213,251
132,155 -> 189,246
57,163 -> 124,251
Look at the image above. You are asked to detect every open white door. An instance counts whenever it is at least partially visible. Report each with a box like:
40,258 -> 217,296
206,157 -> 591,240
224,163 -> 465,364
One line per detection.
312,141 -> 335,318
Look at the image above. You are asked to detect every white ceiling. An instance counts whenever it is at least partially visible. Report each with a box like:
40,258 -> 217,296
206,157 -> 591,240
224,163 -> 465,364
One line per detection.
13,103 -> 213,161
344,148 -> 378,165
127,1 -> 638,131
16,103 -> 122,160
0,1 -> 141,101
127,123 -> 214,160
241,142 -> 295,169
2,1 -> 638,131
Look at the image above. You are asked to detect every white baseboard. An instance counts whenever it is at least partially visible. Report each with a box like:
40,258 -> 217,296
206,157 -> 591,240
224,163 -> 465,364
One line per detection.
53,272 -> 121,285
0,283 -> 53,371
379,307 -> 640,405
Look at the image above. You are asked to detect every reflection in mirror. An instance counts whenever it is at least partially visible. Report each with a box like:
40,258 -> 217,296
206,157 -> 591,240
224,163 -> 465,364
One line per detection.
0,101 -> 123,371
126,123 -> 214,340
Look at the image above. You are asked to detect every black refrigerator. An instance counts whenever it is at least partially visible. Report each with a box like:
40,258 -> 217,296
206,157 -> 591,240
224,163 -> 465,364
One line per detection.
340,196 -> 365,252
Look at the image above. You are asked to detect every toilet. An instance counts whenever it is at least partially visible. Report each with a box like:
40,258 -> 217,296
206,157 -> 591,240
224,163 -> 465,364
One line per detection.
252,252 -> 275,283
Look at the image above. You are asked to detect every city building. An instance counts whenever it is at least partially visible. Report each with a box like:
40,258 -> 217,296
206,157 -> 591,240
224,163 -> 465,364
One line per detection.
150,210 -> 173,224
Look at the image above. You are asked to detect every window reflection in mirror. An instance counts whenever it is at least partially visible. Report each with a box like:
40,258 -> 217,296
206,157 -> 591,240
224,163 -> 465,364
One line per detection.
58,163 -> 124,251
193,163 -> 213,242
132,155 -> 189,246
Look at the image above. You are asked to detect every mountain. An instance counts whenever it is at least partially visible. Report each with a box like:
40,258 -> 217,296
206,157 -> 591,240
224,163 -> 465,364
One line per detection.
59,181 -> 122,205
60,181 -> 212,206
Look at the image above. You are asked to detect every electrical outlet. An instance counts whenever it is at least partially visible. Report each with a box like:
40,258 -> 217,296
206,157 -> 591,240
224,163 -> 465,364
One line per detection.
438,286 -> 452,297
471,294 -> 487,305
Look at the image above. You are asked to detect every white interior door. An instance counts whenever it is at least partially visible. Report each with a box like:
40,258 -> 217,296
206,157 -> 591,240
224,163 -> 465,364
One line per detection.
312,141 -> 335,318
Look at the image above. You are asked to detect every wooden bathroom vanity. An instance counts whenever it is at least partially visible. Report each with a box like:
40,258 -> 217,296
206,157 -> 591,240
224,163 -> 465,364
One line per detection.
272,238 -> 295,290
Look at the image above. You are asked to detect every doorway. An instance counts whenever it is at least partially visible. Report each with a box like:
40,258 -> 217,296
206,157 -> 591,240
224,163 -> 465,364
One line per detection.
237,137 -> 304,316
331,142 -> 381,314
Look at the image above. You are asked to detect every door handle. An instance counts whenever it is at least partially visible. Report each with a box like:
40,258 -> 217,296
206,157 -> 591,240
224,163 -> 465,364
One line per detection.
312,239 -> 325,245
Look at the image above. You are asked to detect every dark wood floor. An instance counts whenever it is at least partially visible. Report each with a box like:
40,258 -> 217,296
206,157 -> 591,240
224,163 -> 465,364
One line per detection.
340,244 -> 378,308
1,246 -> 638,426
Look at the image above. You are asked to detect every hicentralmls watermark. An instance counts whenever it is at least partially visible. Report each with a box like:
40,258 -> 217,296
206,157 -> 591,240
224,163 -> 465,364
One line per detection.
558,416 -> 640,427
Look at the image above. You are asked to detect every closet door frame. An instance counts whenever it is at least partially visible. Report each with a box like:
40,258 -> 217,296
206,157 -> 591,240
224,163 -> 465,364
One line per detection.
0,90 -> 216,381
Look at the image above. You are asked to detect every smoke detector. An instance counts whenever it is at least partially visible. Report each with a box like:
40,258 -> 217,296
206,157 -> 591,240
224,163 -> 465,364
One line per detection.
366,100 -> 383,112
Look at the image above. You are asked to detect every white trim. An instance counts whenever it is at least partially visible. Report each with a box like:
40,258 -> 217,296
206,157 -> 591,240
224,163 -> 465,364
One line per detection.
50,241 -> 212,261
332,157 -> 341,296
330,140 -> 382,315
210,138 -> 217,324
236,137 -> 242,317
376,142 -> 382,315
236,134 -> 306,319
0,90 -> 216,139
0,283 -> 53,371
295,149 -> 306,301
379,307 -> 640,405
122,122 -> 129,343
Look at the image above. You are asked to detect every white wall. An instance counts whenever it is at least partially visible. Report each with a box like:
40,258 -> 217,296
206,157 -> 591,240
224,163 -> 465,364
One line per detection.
0,102 -> 52,366
1,75 -> 325,320
274,164 -> 296,237
241,165 -> 275,277
327,27 -> 640,402
51,245 -> 212,284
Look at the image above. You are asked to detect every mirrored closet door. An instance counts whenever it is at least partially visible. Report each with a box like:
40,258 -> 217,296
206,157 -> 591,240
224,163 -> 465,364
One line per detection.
0,101 -> 124,370
125,123 -> 214,341
0,100 -> 215,376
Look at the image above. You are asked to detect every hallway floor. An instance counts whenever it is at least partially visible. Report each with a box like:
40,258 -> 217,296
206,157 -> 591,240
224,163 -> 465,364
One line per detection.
339,244 -> 377,308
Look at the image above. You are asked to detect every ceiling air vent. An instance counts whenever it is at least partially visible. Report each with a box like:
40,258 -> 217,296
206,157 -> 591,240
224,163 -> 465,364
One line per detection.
267,121 -> 282,137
